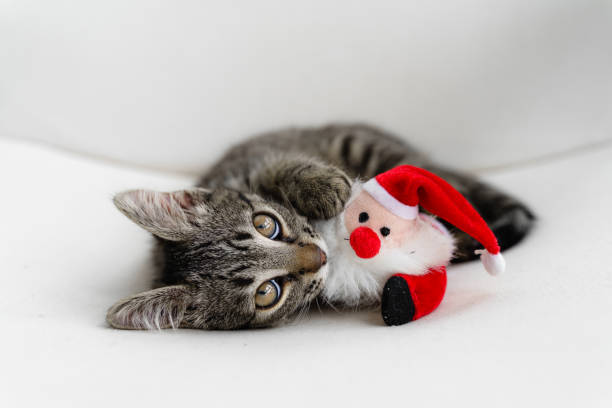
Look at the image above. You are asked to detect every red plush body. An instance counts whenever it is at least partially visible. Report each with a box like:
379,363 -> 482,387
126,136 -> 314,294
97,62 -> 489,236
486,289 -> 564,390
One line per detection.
397,268 -> 447,320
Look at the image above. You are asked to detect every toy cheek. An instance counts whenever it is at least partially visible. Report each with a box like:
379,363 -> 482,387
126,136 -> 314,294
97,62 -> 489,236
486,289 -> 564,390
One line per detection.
349,227 -> 381,259
344,209 -> 358,232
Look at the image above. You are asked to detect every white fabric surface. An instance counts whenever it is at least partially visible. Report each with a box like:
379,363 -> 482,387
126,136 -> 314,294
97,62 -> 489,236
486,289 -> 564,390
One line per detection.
2,0 -> 611,173
1,137 -> 611,407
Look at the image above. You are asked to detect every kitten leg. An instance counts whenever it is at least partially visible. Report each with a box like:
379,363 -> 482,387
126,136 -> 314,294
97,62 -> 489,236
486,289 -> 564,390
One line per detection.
252,156 -> 353,220
348,135 -> 534,260
422,165 -> 535,262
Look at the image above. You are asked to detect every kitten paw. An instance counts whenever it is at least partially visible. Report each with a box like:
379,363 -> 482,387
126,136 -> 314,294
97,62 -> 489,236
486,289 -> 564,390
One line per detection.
294,166 -> 352,219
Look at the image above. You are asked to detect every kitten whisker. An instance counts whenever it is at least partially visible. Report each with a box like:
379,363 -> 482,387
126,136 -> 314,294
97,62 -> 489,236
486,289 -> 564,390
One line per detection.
323,297 -> 339,313
314,297 -> 322,313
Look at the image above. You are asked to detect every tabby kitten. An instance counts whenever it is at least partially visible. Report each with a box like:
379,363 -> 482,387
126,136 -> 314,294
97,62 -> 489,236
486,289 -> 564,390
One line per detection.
107,124 -> 534,330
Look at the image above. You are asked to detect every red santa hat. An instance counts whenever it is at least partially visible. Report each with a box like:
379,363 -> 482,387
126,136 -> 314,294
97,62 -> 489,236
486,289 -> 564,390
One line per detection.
362,165 -> 505,275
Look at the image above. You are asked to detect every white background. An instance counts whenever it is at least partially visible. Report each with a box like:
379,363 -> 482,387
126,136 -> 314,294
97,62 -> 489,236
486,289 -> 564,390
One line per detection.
1,0 -> 611,172
1,1 -> 611,407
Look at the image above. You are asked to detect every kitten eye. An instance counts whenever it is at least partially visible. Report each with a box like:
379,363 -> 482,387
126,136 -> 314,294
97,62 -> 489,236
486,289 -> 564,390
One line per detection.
380,227 -> 391,237
359,212 -> 369,223
255,279 -> 281,309
253,214 -> 281,240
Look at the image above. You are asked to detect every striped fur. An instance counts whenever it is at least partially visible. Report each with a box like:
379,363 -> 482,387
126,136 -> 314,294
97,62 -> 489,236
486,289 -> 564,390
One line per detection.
200,123 -> 534,263
107,124 -> 534,330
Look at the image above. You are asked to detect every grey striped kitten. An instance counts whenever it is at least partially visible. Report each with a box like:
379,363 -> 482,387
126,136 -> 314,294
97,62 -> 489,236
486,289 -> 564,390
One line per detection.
107,124 -> 534,330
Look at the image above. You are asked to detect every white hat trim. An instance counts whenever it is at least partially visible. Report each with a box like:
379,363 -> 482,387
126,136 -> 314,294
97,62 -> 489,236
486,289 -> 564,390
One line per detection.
475,249 -> 505,276
363,178 -> 418,220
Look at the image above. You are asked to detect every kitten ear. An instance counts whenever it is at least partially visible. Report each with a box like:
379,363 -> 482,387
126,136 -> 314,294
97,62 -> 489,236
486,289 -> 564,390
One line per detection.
113,188 -> 210,240
106,285 -> 192,330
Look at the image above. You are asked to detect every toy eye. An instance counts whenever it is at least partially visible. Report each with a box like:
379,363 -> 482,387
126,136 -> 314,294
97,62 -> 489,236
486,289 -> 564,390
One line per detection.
380,227 -> 391,237
255,279 -> 282,309
359,212 -> 369,223
253,214 -> 281,240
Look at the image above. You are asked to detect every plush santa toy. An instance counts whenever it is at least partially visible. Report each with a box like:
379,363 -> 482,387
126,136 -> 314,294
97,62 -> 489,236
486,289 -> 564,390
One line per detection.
315,165 -> 504,326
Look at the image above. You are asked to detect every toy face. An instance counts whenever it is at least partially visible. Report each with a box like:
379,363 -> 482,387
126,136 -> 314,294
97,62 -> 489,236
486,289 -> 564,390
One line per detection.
344,191 -> 415,258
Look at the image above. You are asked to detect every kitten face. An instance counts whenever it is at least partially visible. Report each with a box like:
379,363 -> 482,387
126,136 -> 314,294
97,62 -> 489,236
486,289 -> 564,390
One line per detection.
107,187 -> 328,330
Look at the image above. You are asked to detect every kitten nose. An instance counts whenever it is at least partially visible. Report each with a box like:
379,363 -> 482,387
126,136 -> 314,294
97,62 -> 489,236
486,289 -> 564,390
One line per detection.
294,244 -> 327,273
319,248 -> 327,266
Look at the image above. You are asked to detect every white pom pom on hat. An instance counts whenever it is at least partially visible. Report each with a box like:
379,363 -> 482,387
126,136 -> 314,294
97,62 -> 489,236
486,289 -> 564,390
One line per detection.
363,165 -> 505,275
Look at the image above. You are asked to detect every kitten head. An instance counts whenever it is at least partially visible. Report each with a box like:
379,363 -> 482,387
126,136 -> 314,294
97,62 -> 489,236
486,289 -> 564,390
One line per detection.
107,187 -> 328,330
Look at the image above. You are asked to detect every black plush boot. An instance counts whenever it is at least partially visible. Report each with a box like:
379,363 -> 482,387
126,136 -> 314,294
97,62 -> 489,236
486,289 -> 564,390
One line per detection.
381,276 -> 416,326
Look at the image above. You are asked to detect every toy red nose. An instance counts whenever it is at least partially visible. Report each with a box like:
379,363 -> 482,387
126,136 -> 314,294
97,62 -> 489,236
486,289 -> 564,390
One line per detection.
349,226 -> 381,259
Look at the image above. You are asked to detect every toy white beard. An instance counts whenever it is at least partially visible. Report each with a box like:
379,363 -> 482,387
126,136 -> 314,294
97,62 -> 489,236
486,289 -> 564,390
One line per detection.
314,211 -> 455,308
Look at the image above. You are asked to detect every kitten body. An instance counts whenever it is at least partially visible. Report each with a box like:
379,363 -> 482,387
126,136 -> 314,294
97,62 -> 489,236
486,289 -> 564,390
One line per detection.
107,124 -> 534,329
